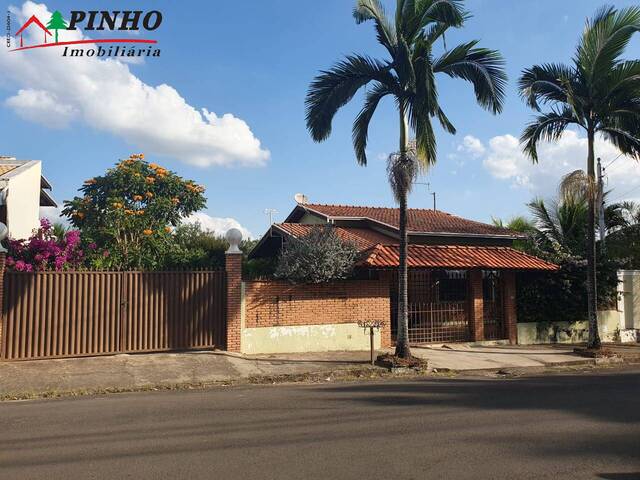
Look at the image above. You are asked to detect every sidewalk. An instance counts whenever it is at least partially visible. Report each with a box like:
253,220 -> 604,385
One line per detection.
0,344 -> 633,400
0,350 -> 375,399
409,344 -> 597,371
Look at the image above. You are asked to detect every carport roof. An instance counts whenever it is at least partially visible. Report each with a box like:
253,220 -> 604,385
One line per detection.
358,244 -> 558,271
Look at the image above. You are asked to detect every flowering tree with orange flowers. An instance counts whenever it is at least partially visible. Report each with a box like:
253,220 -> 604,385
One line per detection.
62,154 -> 206,269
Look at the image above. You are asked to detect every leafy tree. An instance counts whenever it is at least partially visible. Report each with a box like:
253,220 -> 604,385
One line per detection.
62,154 -> 206,270
47,11 -> 68,43
274,226 -> 358,284
518,6 -> 640,348
305,0 -> 506,358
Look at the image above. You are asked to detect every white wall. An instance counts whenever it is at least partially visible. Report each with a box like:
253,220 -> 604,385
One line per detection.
619,270 -> 640,331
5,161 -> 41,240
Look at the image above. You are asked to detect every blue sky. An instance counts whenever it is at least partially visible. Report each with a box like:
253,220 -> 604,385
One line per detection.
2,0 -> 640,238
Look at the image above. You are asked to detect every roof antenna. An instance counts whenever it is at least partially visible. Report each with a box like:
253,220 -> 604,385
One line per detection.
264,208 -> 278,226
414,181 -> 437,210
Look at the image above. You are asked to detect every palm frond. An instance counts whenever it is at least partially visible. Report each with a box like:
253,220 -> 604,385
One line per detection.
518,63 -> 574,110
577,5 -> 640,84
559,169 -> 592,202
353,0 -> 397,56
400,0 -> 466,40
352,83 -> 393,165
305,55 -> 397,142
520,107 -> 578,161
433,41 -> 507,114
598,125 -> 640,160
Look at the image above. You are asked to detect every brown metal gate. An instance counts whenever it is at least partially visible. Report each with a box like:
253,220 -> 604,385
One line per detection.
391,270 -> 471,344
1,270 -> 226,360
482,270 -> 505,340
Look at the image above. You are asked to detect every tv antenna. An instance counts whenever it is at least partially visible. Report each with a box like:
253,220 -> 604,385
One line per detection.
264,208 -> 278,226
414,182 -> 437,210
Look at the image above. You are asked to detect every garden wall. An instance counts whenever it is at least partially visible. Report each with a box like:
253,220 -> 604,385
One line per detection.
240,279 -> 391,354
517,310 -> 622,345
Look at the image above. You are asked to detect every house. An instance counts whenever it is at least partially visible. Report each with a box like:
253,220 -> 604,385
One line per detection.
0,157 -> 56,239
250,200 -> 557,346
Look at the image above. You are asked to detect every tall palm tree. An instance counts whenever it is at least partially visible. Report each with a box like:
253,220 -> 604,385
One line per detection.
518,6 -> 640,349
305,0 -> 506,358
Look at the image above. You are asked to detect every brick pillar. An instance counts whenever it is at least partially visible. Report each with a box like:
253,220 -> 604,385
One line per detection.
225,252 -> 242,353
469,270 -> 484,342
503,271 -> 518,344
379,271 -> 393,348
0,252 -> 5,357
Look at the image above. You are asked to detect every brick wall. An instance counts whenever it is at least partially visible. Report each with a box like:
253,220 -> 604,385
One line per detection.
0,253 -> 4,356
225,253 -> 242,353
244,279 -> 392,348
503,271 -> 517,344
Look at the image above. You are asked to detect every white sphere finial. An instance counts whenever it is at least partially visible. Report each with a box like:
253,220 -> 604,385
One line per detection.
225,228 -> 243,254
0,222 -> 7,253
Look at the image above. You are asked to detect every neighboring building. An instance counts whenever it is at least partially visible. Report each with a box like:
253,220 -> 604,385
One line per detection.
0,157 -> 56,239
251,200 -> 557,346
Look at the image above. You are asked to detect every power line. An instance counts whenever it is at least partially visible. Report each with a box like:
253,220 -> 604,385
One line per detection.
604,152 -> 623,170
612,184 -> 640,202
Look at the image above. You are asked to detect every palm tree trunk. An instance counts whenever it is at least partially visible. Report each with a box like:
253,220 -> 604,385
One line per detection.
586,128 -> 601,349
395,103 -> 411,359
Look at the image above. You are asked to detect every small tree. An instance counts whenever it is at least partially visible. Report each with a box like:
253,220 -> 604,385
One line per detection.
46,11 -> 68,43
275,226 -> 358,284
62,154 -> 206,270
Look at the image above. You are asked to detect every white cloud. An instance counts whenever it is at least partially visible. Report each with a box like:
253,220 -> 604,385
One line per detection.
455,130 -> 640,200
457,135 -> 486,158
39,206 -> 68,225
41,207 -> 251,239
183,212 -> 252,239
1,2 -> 270,168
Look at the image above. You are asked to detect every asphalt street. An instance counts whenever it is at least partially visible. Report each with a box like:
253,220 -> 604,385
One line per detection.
1,368 -> 639,479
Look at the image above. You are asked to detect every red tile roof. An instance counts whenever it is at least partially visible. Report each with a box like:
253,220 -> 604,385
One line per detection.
359,245 -> 558,271
301,204 -> 516,237
274,223 -> 395,251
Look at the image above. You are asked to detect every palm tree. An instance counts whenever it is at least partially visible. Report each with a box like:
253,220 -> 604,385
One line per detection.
305,0 -> 506,358
518,6 -> 640,349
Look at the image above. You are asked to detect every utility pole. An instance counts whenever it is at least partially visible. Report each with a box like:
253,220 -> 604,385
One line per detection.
597,158 -> 606,250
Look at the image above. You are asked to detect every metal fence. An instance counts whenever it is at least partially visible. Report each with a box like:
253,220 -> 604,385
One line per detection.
1,270 -> 226,360
391,270 -> 471,344
482,270 -> 504,341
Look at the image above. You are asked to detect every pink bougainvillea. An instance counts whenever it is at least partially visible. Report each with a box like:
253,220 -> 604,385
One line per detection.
6,219 -> 86,272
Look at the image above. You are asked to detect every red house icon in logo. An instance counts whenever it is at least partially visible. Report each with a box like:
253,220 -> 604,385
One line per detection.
15,15 -> 52,48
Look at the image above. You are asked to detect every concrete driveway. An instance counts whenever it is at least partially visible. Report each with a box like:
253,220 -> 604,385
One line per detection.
409,344 -> 592,370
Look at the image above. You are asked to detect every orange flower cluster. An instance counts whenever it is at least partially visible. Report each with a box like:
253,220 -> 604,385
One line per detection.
145,176 -> 155,184
143,229 -> 153,236
171,197 -> 180,204
164,226 -> 172,233
125,209 -> 146,216
84,178 -> 96,185
145,191 -> 154,198
186,183 -> 205,193
112,202 -> 124,209
133,195 -> 143,201
72,211 -> 85,219
130,153 -> 145,160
